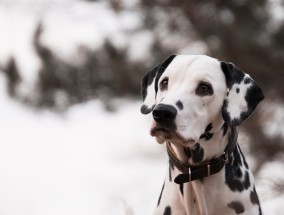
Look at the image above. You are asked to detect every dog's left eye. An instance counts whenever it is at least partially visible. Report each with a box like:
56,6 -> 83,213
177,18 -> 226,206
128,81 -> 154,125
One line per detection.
196,82 -> 213,96
160,77 -> 169,90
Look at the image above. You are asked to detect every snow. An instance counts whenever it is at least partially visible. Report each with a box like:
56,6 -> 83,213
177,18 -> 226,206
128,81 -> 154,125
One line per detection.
0,72 -> 167,215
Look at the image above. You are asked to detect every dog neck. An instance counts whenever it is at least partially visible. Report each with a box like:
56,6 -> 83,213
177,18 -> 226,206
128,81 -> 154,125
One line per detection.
168,123 -> 234,166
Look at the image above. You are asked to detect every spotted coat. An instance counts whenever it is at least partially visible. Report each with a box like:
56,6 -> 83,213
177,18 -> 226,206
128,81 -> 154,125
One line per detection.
140,55 -> 264,215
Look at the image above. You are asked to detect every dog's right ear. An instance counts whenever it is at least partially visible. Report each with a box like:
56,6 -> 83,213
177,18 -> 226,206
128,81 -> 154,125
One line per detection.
140,65 -> 159,114
140,54 -> 177,114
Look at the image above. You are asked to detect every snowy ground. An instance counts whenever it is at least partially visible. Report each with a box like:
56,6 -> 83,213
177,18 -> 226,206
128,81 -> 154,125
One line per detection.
0,75 -> 167,215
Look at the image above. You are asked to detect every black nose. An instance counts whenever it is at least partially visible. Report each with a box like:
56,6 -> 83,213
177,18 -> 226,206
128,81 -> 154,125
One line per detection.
152,104 -> 177,123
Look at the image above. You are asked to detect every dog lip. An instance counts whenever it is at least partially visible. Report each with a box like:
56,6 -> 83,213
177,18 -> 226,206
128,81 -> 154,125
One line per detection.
150,126 -> 169,136
150,121 -> 197,144
151,125 -> 197,146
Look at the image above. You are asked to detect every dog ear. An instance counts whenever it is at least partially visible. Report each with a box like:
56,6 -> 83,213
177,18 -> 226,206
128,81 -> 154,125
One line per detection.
220,62 -> 264,126
140,55 -> 177,114
140,65 -> 159,114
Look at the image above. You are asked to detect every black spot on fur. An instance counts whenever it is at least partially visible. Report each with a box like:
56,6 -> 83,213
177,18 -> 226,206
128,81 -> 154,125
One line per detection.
200,132 -> 213,140
236,88 -> 240,93
141,66 -> 159,102
235,167 -> 243,178
225,145 -> 251,192
157,182 -> 165,207
140,104 -> 155,115
242,81 -> 264,116
220,62 -> 245,90
228,201 -> 245,214
205,123 -> 213,132
184,147 -> 191,158
200,123 -> 214,140
259,206 -> 263,215
222,123 -> 229,136
163,206 -> 171,215
244,77 -> 251,84
243,171 -> 251,189
179,183 -> 184,196
231,117 -> 242,127
239,145 -> 249,169
222,99 -> 231,124
191,143 -> 204,163
176,100 -> 183,111
169,159 -> 174,182
169,159 -> 174,170
250,186 -> 260,205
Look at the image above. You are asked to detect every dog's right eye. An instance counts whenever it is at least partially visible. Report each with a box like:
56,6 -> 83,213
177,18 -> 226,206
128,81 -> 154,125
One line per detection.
160,77 -> 169,91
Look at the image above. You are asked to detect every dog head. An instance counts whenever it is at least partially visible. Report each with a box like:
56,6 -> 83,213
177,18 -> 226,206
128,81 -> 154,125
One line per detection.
141,55 -> 264,146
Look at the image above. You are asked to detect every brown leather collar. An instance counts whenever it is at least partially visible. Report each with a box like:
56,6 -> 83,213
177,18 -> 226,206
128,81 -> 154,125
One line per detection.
166,129 -> 238,184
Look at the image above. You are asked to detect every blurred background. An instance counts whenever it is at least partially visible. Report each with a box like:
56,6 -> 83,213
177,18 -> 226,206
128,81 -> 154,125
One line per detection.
0,0 -> 284,214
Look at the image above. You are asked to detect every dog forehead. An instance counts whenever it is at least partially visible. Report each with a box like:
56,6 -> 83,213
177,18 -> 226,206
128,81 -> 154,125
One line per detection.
163,55 -> 223,81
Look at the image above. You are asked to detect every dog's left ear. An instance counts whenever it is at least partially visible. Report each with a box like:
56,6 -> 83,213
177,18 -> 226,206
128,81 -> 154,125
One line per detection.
140,55 -> 177,114
221,62 -> 264,126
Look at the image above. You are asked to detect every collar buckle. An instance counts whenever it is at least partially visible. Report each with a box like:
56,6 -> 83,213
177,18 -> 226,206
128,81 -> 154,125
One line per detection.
224,153 -> 229,164
214,151 -> 229,164
207,164 -> 211,177
188,167 -> 192,181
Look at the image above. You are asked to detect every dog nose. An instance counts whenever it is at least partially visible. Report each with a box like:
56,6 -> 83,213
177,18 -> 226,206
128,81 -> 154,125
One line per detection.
152,104 -> 177,123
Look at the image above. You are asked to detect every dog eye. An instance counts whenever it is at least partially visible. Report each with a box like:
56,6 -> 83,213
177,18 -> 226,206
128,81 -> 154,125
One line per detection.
200,83 -> 210,92
196,82 -> 213,96
160,77 -> 169,90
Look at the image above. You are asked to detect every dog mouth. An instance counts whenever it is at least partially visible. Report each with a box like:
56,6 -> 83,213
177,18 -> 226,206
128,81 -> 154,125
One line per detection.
150,123 -> 196,145
150,127 -> 170,138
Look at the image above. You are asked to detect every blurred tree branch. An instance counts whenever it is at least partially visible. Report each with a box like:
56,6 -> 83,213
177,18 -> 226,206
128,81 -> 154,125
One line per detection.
29,22 -> 151,110
0,57 -> 21,97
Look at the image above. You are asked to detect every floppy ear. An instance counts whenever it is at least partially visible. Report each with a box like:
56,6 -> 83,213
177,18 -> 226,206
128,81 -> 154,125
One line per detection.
220,62 -> 264,126
140,55 -> 176,114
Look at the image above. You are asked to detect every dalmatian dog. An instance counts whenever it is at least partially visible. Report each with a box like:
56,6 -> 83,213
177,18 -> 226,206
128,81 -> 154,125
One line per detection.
140,55 -> 264,215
